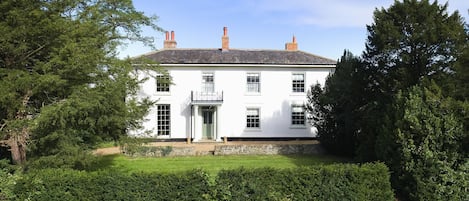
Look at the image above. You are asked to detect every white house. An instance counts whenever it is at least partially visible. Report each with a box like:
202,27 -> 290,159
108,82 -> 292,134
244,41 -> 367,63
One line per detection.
132,27 -> 336,142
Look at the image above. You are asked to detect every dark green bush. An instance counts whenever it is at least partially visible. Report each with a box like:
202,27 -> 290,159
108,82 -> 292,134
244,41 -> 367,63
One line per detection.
0,163 -> 20,201
215,162 -> 394,201
13,169 -> 211,201
26,149 -> 99,171
12,163 -> 393,201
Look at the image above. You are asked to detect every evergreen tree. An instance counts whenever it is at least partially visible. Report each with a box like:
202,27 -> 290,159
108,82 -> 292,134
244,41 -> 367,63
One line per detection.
363,0 -> 468,199
0,0 -> 163,164
361,0 -> 467,160
377,83 -> 468,200
364,0 -> 466,92
306,50 -> 369,157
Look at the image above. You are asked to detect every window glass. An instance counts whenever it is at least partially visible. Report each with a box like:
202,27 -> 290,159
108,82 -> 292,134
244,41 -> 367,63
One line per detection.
292,73 -> 305,92
247,73 -> 260,93
202,73 -> 214,92
291,105 -> 305,125
246,108 -> 260,128
156,74 -> 170,92
157,104 -> 170,135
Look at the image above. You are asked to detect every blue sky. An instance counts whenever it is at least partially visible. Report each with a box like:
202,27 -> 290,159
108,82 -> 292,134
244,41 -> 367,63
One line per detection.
119,0 -> 469,61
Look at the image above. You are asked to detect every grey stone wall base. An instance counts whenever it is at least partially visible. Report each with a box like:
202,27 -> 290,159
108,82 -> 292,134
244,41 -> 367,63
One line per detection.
214,144 -> 325,155
125,144 -> 325,157
126,146 -> 196,157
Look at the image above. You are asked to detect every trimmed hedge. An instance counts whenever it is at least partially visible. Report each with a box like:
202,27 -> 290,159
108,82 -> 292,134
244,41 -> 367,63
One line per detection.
215,163 -> 394,201
13,169 -> 211,201
12,163 -> 393,201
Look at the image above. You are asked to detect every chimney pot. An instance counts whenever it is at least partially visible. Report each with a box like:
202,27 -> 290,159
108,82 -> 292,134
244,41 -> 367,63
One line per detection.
164,30 -> 177,49
285,35 -> 298,51
222,27 -> 229,50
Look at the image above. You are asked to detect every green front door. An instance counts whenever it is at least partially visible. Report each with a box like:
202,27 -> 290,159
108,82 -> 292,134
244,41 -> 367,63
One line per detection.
202,107 -> 213,140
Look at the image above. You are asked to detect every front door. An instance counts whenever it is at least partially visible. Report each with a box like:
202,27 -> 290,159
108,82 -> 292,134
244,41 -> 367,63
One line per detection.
202,107 -> 214,140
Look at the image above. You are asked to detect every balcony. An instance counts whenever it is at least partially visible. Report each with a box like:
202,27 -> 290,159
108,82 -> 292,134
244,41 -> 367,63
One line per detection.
191,91 -> 223,105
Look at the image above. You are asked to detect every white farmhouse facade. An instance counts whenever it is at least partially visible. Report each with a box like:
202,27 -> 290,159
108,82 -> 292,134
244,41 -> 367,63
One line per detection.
132,27 -> 336,142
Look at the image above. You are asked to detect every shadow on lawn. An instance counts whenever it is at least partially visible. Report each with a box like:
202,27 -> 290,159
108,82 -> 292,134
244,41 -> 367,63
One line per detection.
89,154 -> 121,171
282,154 -> 353,167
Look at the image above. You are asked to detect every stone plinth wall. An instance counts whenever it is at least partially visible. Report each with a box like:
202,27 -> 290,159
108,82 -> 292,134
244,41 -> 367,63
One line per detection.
125,146 -> 196,157
214,144 -> 324,155
125,143 -> 324,157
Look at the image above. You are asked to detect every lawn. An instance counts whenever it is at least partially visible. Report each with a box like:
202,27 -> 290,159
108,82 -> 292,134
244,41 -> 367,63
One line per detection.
95,154 -> 348,177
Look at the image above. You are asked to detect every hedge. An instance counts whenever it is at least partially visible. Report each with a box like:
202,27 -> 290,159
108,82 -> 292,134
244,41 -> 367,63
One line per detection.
13,169 -> 212,201
214,163 -> 394,201
12,163 -> 393,201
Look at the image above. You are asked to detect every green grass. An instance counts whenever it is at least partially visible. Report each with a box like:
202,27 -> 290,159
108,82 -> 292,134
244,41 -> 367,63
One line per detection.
94,154 -> 349,177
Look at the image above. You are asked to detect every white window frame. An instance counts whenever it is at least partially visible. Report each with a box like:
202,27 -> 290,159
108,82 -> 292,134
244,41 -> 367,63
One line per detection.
246,72 -> 260,93
156,73 -> 170,93
292,73 -> 305,93
156,104 -> 171,136
202,72 -> 214,93
245,108 -> 261,130
291,105 -> 306,128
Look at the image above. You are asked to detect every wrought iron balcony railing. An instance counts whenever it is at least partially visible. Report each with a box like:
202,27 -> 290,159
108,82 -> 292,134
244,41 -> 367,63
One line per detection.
191,91 -> 223,104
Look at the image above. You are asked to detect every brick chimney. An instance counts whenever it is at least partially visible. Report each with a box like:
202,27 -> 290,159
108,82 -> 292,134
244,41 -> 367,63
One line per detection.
285,35 -> 298,51
221,27 -> 229,50
163,31 -> 177,49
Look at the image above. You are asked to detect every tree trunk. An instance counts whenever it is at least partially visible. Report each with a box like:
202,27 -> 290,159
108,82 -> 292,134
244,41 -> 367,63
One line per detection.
0,90 -> 32,165
9,140 -> 24,165
8,128 -> 28,165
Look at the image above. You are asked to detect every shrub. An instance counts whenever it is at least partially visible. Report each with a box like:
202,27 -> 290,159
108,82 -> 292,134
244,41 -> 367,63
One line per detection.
215,162 -> 394,201
12,163 -> 393,200
26,149 -> 99,171
0,161 -> 20,201
13,169 -> 211,201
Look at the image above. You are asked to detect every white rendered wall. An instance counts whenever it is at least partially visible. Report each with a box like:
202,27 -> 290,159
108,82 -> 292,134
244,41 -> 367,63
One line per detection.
133,65 -> 334,139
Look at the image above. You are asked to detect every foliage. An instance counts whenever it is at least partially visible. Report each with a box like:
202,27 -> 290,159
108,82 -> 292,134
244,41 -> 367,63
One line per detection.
0,0 -> 163,164
376,84 -> 468,200
361,1 -> 469,199
364,0 -> 466,91
14,168 -> 211,201
26,147 -> 99,171
450,38 -> 469,101
215,163 -> 394,201
360,0 -> 468,161
306,50 -> 370,157
0,159 -> 20,200
305,1 -> 468,200
11,163 -> 392,201
0,169 -> 20,200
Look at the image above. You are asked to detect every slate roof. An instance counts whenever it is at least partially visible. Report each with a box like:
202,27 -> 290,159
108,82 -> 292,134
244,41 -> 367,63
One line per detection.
142,49 -> 336,65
